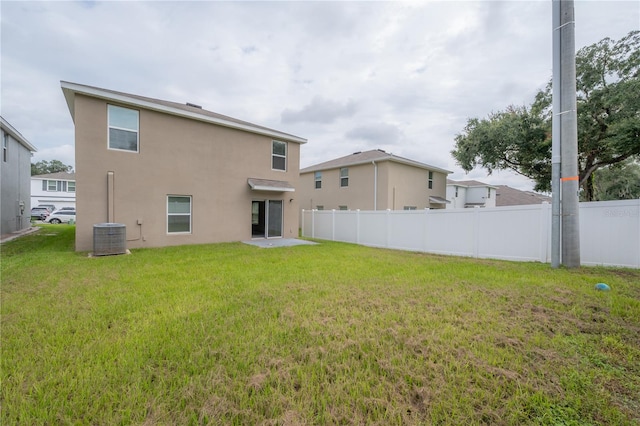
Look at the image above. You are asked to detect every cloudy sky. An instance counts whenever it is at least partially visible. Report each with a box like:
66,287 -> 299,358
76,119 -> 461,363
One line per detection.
2,0 -> 638,190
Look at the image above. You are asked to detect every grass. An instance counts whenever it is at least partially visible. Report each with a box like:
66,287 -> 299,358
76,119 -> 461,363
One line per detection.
1,225 -> 639,425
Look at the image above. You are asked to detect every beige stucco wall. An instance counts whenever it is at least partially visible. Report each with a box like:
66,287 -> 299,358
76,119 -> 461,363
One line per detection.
299,160 -> 448,212
380,162 -> 447,209
74,95 -> 301,251
299,163 -> 376,211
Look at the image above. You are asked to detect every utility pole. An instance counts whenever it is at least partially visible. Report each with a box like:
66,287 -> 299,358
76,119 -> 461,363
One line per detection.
552,0 -> 581,268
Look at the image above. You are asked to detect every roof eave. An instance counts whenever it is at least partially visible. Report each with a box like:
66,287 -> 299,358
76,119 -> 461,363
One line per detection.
0,117 -> 37,152
60,81 -> 307,144
302,156 -> 452,174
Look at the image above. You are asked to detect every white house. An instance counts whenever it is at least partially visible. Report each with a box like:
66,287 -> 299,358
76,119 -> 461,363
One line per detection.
446,179 -> 497,209
31,172 -> 76,211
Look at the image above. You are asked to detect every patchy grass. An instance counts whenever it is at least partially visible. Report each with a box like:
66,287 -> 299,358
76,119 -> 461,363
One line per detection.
2,225 -> 639,425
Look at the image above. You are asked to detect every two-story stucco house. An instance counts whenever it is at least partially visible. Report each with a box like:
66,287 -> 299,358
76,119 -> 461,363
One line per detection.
299,149 -> 451,212
1,116 -> 37,235
31,172 -> 76,211
61,81 -> 306,251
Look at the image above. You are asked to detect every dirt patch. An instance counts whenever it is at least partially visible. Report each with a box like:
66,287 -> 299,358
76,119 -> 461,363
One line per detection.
494,335 -> 524,349
248,373 -> 268,392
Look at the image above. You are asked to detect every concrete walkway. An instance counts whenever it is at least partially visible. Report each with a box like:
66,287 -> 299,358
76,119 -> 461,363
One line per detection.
1,227 -> 40,244
243,238 -> 318,249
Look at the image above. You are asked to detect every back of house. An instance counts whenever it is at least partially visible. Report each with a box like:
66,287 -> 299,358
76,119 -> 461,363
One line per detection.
61,82 -> 306,251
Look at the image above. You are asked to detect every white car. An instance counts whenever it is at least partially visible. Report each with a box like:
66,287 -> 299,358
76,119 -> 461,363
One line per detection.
45,210 -> 76,224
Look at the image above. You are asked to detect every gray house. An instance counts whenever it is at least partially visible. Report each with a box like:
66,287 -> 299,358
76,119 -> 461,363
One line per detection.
1,117 -> 37,234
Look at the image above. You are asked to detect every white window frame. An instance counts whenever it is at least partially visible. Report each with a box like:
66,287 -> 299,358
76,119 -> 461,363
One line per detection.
272,140 -> 287,171
68,181 -> 76,192
340,168 -> 349,187
48,180 -> 57,191
108,104 -> 139,153
314,171 -> 322,189
167,195 -> 192,234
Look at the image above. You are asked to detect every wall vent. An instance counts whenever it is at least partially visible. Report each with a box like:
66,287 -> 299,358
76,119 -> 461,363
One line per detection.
93,223 -> 127,256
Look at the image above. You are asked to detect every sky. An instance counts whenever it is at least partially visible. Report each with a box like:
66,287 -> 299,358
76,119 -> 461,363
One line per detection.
1,0 -> 638,190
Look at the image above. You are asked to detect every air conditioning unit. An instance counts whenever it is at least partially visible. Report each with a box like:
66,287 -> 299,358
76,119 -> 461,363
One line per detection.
93,223 -> 127,256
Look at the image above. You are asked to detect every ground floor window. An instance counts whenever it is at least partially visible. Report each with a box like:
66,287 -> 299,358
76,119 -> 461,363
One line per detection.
167,195 -> 191,233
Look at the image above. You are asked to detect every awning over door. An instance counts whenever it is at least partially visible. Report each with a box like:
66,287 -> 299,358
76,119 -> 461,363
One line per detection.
248,178 -> 295,192
429,196 -> 451,204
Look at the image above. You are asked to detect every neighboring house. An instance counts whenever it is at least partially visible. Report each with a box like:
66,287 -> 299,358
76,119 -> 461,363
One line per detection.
446,179 -> 497,209
446,179 -> 552,208
1,116 -> 37,235
299,149 -> 451,211
495,185 -> 551,207
61,81 -> 306,251
31,172 -> 76,211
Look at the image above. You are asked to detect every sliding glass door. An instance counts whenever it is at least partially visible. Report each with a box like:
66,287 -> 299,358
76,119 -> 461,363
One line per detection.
267,200 -> 282,238
252,200 -> 282,238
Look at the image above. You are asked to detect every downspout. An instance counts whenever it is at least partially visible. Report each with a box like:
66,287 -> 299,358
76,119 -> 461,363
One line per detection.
372,161 -> 377,210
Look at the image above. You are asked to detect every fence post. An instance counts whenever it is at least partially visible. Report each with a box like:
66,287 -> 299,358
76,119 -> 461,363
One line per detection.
473,206 -> 480,258
386,209 -> 391,248
311,209 -> 315,239
637,198 -> 640,268
332,209 -> 336,241
423,208 -> 429,253
356,209 -> 361,244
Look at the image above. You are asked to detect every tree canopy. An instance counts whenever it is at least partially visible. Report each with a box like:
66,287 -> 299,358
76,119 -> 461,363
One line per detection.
31,160 -> 73,176
592,161 -> 640,201
451,30 -> 640,200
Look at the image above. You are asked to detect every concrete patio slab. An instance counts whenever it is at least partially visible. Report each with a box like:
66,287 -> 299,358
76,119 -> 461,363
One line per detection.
243,238 -> 319,248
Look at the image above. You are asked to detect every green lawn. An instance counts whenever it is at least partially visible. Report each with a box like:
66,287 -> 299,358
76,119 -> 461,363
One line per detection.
2,225 -> 639,425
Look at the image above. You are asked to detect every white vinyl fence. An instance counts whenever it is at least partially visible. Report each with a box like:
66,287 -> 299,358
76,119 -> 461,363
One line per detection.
301,199 -> 640,269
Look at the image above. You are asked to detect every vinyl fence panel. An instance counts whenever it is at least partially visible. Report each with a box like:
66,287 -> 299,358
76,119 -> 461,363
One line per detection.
579,200 -> 639,268
302,199 -> 639,268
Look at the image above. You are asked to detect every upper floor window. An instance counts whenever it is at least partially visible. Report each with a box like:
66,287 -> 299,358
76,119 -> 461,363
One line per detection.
487,188 -> 491,199
428,171 -> 434,189
455,187 -> 459,197
3,133 -> 8,162
314,171 -> 322,189
272,140 -> 286,171
108,105 -> 139,152
68,181 -> 76,192
340,168 -> 349,187
339,205 -> 348,210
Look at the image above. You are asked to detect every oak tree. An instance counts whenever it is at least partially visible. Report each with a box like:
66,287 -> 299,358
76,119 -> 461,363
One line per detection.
452,31 -> 640,200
